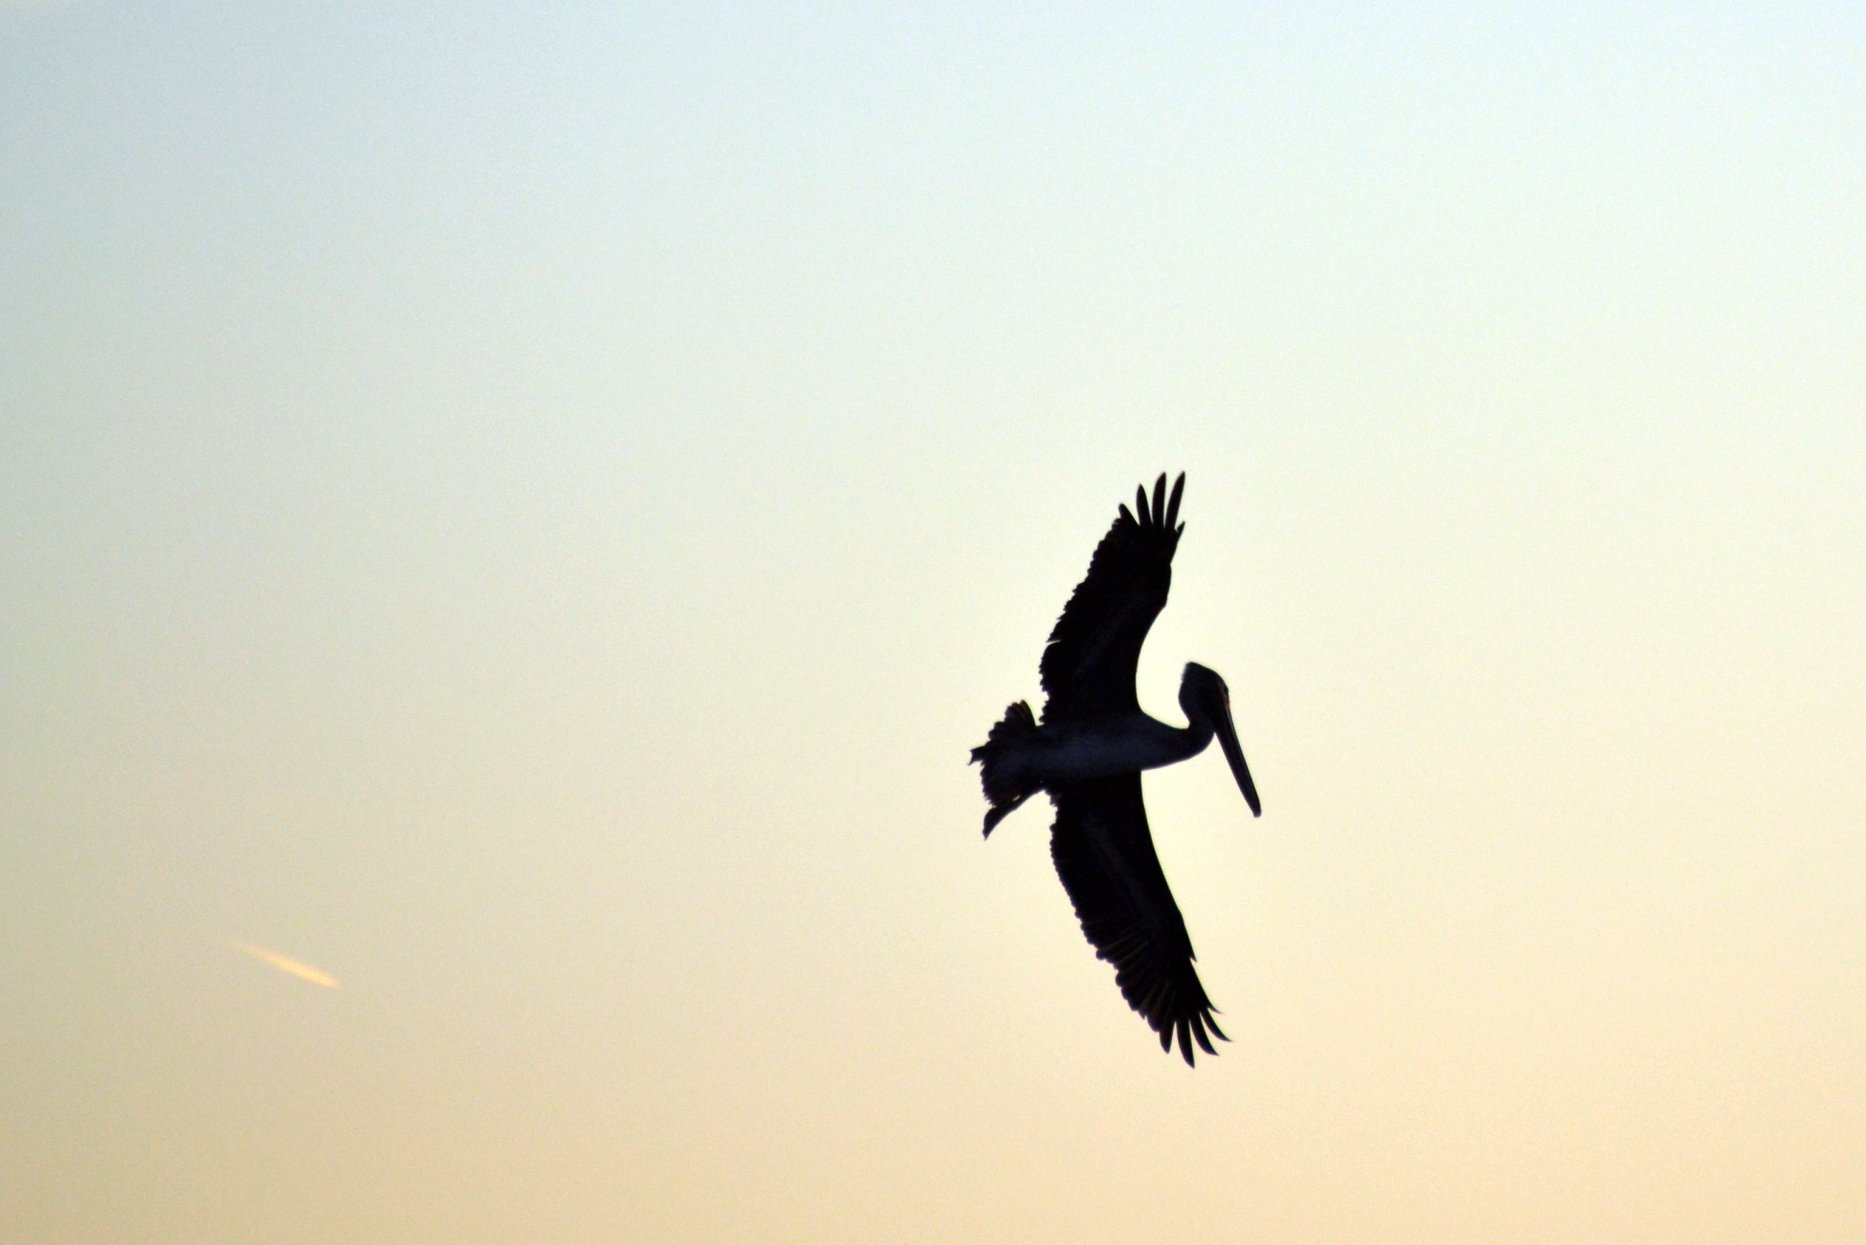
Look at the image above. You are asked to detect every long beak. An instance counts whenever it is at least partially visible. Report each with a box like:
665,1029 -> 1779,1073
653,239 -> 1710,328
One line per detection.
1214,701 -> 1261,818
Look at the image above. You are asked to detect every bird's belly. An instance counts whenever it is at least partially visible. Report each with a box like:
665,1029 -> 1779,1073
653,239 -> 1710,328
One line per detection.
1036,721 -> 1187,783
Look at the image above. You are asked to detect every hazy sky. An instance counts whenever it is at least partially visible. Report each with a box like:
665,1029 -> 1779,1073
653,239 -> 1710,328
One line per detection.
4,3 -> 1863,1241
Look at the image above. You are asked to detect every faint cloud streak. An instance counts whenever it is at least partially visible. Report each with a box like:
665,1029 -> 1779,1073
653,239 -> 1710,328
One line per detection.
238,942 -> 341,989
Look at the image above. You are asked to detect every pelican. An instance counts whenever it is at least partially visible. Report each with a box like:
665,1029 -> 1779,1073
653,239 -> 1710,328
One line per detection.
971,472 -> 1261,1066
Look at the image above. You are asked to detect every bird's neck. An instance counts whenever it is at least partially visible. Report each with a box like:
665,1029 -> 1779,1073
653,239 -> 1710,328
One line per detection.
1166,712 -> 1214,762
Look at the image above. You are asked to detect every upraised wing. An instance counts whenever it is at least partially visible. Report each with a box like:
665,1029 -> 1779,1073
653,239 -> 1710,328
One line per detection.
1039,472 -> 1184,722
1048,772 -> 1226,1066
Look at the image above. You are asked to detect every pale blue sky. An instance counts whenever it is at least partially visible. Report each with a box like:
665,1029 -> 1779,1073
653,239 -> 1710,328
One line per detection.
4,4 -> 1864,1241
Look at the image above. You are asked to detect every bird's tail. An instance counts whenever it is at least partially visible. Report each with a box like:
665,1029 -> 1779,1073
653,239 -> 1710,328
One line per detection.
970,700 -> 1039,837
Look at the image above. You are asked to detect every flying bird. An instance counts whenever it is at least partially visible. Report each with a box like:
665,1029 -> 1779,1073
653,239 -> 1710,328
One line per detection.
971,473 -> 1261,1066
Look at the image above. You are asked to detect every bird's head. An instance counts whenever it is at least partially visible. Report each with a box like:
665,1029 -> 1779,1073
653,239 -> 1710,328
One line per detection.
1180,663 -> 1261,818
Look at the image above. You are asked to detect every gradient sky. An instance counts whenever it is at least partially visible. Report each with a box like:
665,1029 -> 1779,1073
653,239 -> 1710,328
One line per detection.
4,3 -> 1864,1241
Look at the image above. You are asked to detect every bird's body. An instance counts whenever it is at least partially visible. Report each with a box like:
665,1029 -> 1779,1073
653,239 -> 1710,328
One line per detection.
971,473 -> 1261,1066
986,712 -> 1210,785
